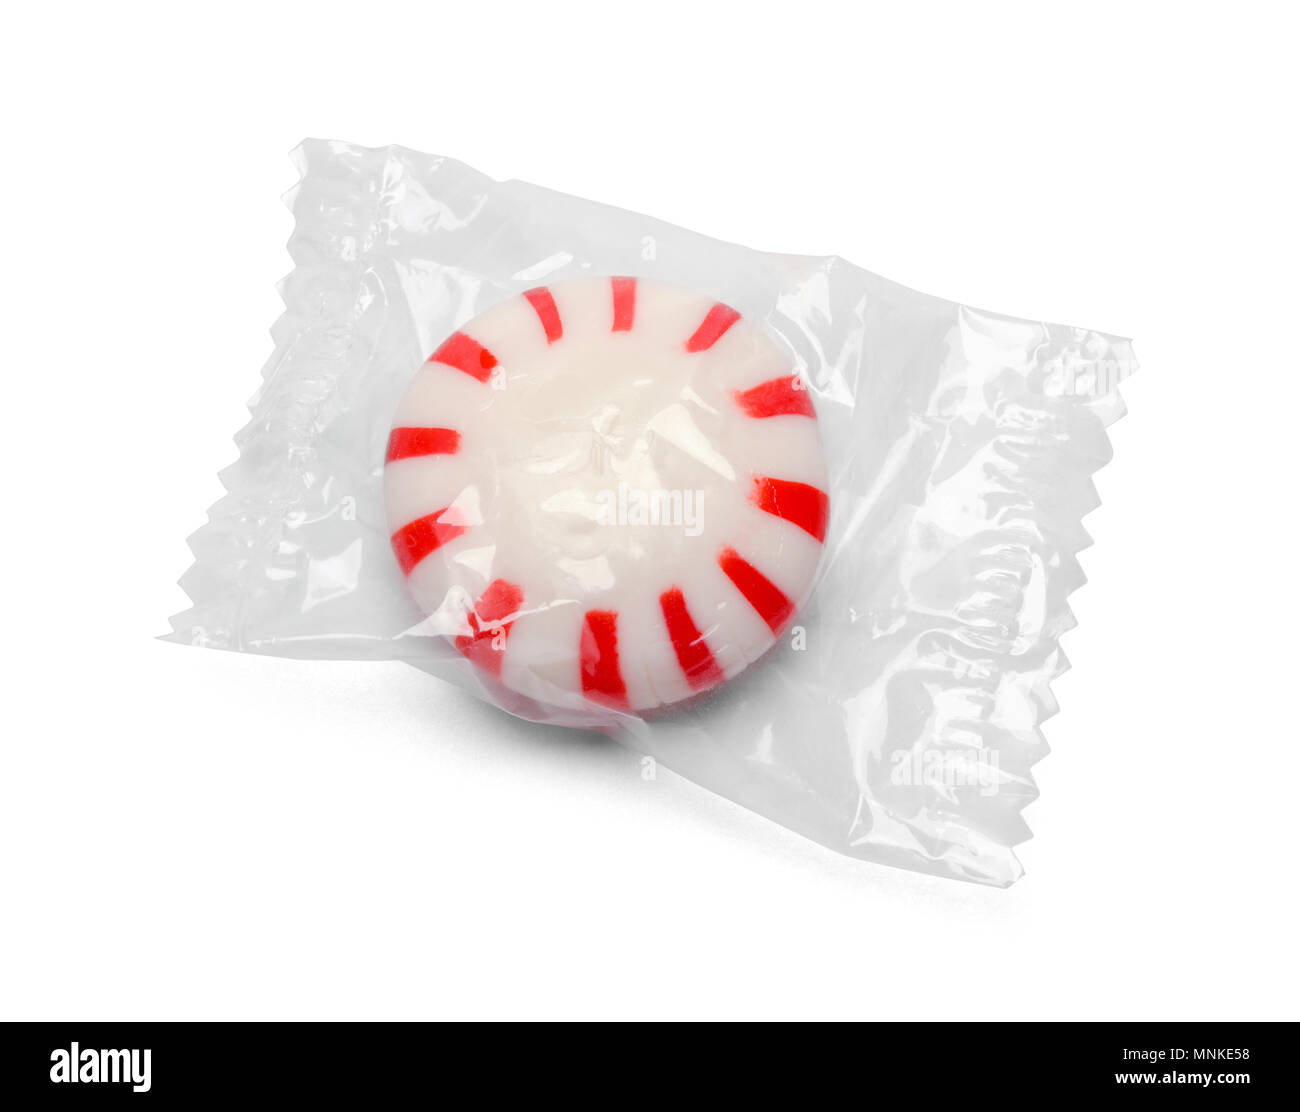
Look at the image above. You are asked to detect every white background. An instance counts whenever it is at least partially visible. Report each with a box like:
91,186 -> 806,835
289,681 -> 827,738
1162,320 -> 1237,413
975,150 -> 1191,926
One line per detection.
2,1 -> 1297,1021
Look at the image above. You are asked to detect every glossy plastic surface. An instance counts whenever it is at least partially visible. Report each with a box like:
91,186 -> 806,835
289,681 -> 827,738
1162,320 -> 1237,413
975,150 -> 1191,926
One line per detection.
168,140 -> 1136,885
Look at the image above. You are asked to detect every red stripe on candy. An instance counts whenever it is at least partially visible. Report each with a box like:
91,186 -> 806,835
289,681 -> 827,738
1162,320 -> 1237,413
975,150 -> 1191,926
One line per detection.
659,588 -> 724,691
385,427 -> 461,462
749,476 -> 829,543
455,579 -> 525,678
611,276 -> 636,332
524,286 -> 564,344
390,507 -> 469,576
733,376 -> 815,419
580,610 -> 628,707
718,547 -> 795,634
429,331 -> 498,383
685,302 -> 741,352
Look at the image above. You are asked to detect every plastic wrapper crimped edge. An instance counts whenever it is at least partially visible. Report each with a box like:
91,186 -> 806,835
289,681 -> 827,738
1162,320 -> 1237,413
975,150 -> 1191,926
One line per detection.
167,139 -> 1136,886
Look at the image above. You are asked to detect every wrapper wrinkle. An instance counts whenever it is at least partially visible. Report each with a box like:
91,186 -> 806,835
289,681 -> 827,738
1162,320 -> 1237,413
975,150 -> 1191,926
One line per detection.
848,309 -> 1129,883
168,140 -> 1135,885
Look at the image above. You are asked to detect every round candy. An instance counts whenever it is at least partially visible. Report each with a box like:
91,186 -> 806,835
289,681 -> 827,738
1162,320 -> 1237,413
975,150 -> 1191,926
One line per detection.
385,276 -> 829,713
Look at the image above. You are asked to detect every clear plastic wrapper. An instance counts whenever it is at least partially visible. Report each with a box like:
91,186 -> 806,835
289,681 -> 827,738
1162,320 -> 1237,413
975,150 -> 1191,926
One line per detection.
168,139 -> 1135,886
